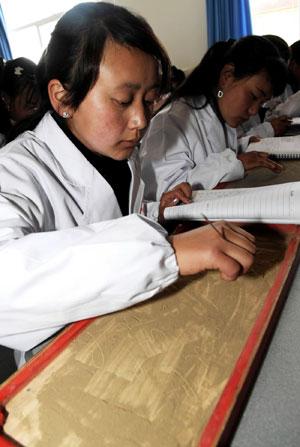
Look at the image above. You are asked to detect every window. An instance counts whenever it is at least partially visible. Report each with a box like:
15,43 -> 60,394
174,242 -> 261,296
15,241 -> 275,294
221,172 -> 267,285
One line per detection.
250,0 -> 300,45
1,0 -> 94,63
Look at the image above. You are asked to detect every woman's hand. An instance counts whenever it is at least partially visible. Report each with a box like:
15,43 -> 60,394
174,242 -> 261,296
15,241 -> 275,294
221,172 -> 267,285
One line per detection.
271,115 -> 292,136
238,151 -> 283,173
169,221 -> 255,281
159,182 -> 192,223
249,136 -> 260,144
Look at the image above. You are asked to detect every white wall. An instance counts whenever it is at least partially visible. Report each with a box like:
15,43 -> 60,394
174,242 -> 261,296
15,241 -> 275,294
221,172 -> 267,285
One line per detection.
115,0 -> 208,71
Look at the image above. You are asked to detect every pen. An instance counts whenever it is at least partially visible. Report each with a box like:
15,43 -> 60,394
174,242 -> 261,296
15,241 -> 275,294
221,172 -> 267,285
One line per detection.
201,213 -> 225,239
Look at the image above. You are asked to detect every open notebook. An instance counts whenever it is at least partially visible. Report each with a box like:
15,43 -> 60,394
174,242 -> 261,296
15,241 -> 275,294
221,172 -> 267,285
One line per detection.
290,117 -> 300,126
246,134 -> 300,159
164,181 -> 300,223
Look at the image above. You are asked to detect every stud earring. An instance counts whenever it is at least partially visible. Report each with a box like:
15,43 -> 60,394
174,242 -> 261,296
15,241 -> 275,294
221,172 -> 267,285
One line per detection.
217,90 -> 224,98
62,111 -> 70,118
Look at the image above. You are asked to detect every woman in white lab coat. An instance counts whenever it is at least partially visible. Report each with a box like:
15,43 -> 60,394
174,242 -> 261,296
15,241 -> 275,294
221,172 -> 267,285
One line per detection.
0,57 -> 41,147
266,40 -> 300,120
0,2 -> 255,366
238,34 -> 292,141
141,36 -> 287,201
266,39 -> 300,120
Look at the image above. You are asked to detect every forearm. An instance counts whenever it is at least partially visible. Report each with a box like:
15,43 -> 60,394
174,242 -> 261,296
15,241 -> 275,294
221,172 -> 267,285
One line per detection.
186,150 -> 244,189
0,214 -> 179,351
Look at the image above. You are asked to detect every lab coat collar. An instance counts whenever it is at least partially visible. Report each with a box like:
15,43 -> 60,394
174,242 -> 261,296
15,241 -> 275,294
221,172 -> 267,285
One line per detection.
34,112 -> 98,189
34,112 -> 144,214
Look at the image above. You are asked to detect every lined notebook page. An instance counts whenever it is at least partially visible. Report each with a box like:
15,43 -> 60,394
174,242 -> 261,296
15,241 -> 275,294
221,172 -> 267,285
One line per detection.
164,182 -> 300,223
247,135 -> 300,157
291,117 -> 300,125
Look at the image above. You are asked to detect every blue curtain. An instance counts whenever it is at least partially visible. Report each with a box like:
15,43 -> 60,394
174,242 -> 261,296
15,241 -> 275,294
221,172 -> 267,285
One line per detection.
206,0 -> 252,47
0,5 -> 12,59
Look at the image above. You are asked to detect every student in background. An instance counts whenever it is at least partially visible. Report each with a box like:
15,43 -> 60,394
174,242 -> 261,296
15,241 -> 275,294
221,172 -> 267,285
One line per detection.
265,39 -> 300,120
0,57 -> 7,146
288,40 -> 300,92
0,2 -> 255,367
0,57 -> 41,146
238,34 -> 291,141
141,36 -> 287,201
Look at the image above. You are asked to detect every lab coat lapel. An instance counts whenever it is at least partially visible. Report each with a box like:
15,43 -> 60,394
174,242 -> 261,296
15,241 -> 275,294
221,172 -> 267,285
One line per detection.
128,148 -> 144,214
35,113 -> 122,222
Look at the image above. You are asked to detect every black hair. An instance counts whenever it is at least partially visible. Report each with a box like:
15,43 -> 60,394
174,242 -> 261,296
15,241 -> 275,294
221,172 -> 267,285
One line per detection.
38,1 -> 170,111
0,57 -> 10,135
15,1 -> 171,138
290,40 -> 300,64
263,35 -> 290,63
0,57 -> 40,138
1,57 -> 38,100
288,40 -> 300,92
173,35 -> 287,105
170,65 -> 185,90
173,39 -> 234,100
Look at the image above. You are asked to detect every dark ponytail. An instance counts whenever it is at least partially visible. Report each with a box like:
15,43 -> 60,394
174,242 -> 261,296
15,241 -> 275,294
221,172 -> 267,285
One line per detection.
172,35 -> 287,106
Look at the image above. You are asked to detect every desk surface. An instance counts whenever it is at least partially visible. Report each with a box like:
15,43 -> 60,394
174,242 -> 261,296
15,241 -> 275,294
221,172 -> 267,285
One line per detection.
230,159 -> 300,189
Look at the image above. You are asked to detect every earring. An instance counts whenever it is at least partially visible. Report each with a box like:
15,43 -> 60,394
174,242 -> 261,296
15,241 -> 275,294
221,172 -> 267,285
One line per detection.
217,90 -> 224,98
62,111 -> 70,118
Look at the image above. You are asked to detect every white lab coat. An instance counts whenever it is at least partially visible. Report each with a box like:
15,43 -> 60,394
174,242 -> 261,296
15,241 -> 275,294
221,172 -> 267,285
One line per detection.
238,85 -> 299,142
266,90 -> 300,119
140,96 -> 244,201
236,114 -> 274,151
0,112 -> 178,360
264,84 -> 295,120
237,114 -> 274,139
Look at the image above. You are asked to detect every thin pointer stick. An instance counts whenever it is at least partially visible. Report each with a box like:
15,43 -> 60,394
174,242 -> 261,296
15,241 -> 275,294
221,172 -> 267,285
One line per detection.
201,213 -> 225,239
